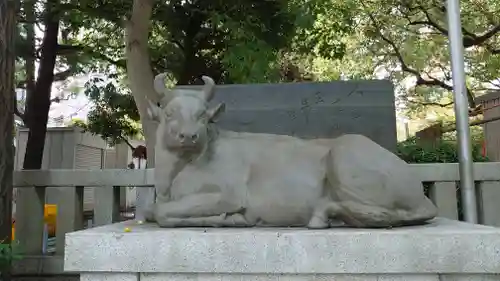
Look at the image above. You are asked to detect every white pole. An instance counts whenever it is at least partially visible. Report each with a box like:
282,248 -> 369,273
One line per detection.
446,0 -> 478,223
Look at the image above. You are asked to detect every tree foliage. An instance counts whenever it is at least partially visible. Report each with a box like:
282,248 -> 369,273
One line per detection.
354,0 -> 500,116
13,0 -> 500,149
284,0 -> 500,131
397,127 -> 489,163
73,75 -> 141,147
396,137 -> 489,164
72,0 -> 357,145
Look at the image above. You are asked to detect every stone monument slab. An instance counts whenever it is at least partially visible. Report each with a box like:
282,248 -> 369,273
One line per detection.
179,79 -> 397,151
65,218 -> 500,281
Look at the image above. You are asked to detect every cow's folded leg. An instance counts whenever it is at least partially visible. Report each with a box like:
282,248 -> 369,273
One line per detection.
157,213 -> 252,227
335,200 -> 396,228
307,199 -> 343,229
154,192 -> 243,220
307,198 -> 398,228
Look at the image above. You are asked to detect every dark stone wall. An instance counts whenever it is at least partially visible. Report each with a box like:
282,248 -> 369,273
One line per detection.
178,80 -> 397,151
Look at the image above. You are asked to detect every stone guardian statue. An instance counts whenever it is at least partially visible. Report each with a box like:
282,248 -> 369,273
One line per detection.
144,73 -> 438,228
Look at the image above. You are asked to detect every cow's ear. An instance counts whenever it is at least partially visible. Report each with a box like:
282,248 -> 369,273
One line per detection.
146,98 -> 161,122
207,103 -> 225,123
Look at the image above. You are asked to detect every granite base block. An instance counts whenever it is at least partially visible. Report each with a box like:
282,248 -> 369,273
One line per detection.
79,273 -> 500,281
65,218 -> 500,281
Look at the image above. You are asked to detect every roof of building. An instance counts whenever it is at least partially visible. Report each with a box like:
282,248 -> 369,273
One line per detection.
476,90 -> 500,103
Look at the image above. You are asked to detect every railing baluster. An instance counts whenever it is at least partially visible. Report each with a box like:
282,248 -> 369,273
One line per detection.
15,186 -> 46,254
477,181 -> 500,227
94,186 -> 121,226
428,182 -> 459,220
56,185 -> 84,255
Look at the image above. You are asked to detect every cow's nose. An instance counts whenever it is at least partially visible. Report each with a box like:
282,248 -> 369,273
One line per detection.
178,133 -> 198,142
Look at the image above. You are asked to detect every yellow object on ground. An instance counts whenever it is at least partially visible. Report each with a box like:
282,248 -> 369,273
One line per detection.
45,204 -> 57,237
12,204 -> 57,241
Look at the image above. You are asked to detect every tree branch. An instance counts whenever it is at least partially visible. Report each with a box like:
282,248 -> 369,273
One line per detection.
18,68 -> 74,90
56,44 -> 127,68
418,6 -> 448,35
171,39 -> 184,51
13,89 -> 26,123
407,100 -> 454,107
362,2 -> 476,107
367,12 -> 453,89
407,4 -> 500,48
14,107 -> 26,123
50,94 -> 72,103
442,115 -> 500,134
53,67 -> 76,81
119,136 -> 136,150
464,24 -> 500,47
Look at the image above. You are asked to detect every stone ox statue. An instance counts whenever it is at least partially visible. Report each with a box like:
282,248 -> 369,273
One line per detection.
145,74 -> 438,228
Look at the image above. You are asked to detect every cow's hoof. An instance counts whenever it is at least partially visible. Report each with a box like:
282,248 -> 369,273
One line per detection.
226,213 -> 249,226
307,216 -> 329,229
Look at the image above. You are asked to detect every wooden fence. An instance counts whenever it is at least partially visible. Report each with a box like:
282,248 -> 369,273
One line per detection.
11,162 -> 500,274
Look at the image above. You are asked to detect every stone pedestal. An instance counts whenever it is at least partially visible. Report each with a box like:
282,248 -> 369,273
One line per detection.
64,218 -> 500,281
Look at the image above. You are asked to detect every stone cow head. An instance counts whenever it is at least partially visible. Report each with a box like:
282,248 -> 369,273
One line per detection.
147,73 -> 225,152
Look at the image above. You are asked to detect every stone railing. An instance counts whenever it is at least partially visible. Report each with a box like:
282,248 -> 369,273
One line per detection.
11,162 -> 500,275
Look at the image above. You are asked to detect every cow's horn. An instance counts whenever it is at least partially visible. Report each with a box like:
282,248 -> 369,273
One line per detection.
201,76 -> 216,101
154,72 -> 172,104
154,73 -> 168,94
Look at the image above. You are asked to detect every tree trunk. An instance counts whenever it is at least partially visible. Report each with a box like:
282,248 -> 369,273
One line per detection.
177,12 -> 205,85
125,0 -> 159,150
177,53 -> 196,85
0,0 -> 17,279
125,0 -> 160,219
22,0 -> 60,170
22,0 -> 36,128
